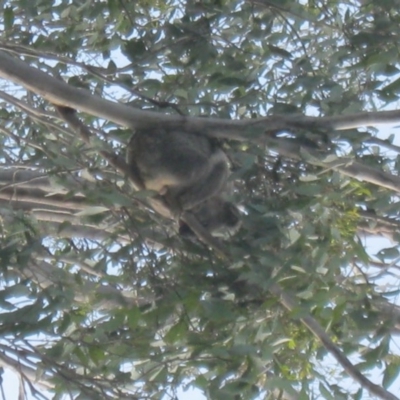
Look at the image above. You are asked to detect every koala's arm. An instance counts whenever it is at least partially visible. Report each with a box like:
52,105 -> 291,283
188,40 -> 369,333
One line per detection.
165,149 -> 230,213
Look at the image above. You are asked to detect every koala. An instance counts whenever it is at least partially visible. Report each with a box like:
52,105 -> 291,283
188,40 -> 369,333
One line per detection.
126,128 -> 240,236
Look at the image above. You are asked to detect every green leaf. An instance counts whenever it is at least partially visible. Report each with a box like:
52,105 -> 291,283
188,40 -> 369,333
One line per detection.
383,362 -> 400,389
3,6 -> 14,30
122,39 -> 147,61
75,206 -> 109,216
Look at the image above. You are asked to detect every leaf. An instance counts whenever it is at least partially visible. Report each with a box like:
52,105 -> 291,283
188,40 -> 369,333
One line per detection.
3,6 -> 14,30
287,228 -> 301,244
127,307 -> 141,330
377,247 -> 399,260
200,299 -> 235,322
319,383 -> 334,399
122,39 -> 147,61
2,284 -> 31,299
294,183 -> 323,196
381,76 -> 400,94
299,174 -> 319,182
383,362 -> 400,389
88,346 -> 105,365
267,44 -> 292,58
264,378 -> 298,397
164,320 -> 187,344
75,206 -> 109,216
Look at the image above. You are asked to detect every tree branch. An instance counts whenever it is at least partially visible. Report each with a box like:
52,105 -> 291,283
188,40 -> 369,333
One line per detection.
269,285 -> 399,400
2,51 -> 400,196
2,51 -> 400,138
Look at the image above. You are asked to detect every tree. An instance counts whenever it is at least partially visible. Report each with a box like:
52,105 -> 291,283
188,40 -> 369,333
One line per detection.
0,1 -> 400,399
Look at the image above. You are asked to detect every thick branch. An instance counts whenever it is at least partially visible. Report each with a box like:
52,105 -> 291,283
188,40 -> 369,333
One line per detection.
2,51 -> 400,139
0,188 -> 87,210
2,52 -> 400,196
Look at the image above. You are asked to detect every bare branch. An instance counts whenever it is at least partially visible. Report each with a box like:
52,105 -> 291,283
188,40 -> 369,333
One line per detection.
1,51 -> 400,139
2,51 -> 400,197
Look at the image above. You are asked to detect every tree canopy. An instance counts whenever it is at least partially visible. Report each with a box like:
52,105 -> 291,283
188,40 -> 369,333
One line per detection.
1,1 -> 400,399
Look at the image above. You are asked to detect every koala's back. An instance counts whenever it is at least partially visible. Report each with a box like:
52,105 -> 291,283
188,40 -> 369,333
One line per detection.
126,128 -> 241,236
127,129 -> 220,192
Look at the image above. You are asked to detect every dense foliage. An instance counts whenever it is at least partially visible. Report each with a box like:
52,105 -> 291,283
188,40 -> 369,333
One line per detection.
1,1 -> 400,399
